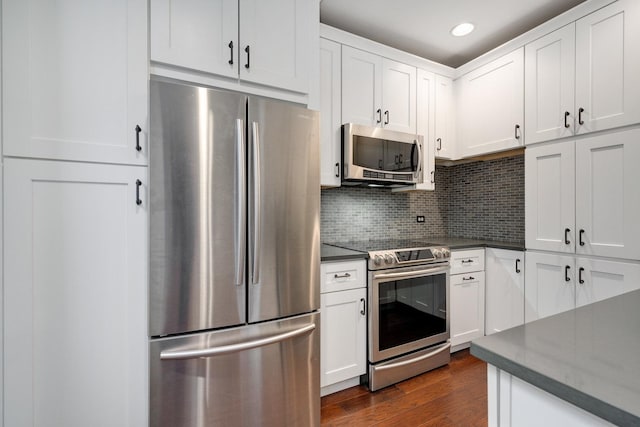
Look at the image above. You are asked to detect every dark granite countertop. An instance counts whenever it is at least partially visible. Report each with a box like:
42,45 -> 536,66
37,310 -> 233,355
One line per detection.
321,243 -> 367,262
427,237 -> 525,251
471,290 -> 640,426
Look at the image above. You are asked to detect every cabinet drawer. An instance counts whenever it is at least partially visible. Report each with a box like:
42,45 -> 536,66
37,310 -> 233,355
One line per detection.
450,249 -> 485,274
321,260 -> 366,293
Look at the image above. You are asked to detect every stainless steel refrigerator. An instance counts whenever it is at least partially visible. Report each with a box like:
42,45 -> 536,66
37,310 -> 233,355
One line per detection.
148,79 -> 320,427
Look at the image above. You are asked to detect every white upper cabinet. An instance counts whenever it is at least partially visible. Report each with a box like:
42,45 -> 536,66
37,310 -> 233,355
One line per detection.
457,48 -> 524,157
341,46 -> 416,133
524,24 -> 575,145
319,38 -> 342,187
150,0 -> 312,94
416,69 -> 436,189
342,46 -> 382,127
574,0 -> 640,134
525,141 -> 575,253
574,129 -> 640,260
525,0 -> 640,144
526,128 -> 640,261
238,0 -> 310,92
381,60 -> 416,133
485,249 -> 525,335
151,0 -> 238,79
434,75 -> 456,160
3,0 -> 148,165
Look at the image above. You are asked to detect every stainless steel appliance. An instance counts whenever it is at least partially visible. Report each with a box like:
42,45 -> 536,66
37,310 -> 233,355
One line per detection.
331,240 -> 451,391
149,79 -> 320,426
342,123 -> 423,186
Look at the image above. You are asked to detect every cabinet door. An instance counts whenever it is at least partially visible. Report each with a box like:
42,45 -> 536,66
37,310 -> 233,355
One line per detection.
320,288 -> 367,387
434,75 -> 456,160
525,141 -> 575,253
416,69 -> 436,189
319,38 -> 342,187
575,257 -> 640,308
3,159 -> 148,427
524,251 -> 575,322
150,0 -> 238,79
485,249 -> 525,335
524,24 -> 576,144
341,46 -> 383,127
381,59 -> 416,133
450,272 -> 485,347
575,129 -> 640,260
575,0 -> 640,134
3,0 -> 148,165
458,48 -> 524,157
239,0 -> 310,93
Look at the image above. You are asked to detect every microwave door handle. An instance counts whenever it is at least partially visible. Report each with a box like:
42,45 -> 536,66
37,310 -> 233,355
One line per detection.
413,139 -> 422,179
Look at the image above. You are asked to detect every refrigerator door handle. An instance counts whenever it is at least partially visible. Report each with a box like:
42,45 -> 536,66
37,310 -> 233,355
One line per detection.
235,119 -> 246,286
251,121 -> 262,285
159,323 -> 316,360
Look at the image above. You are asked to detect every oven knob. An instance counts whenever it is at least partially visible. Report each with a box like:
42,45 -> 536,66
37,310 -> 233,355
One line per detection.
432,248 -> 442,258
384,254 -> 395,265
441,248 -> 451,258
373,255 -> 383,266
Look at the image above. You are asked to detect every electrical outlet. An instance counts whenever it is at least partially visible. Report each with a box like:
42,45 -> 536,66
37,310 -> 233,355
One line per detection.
416,215 -> 425,223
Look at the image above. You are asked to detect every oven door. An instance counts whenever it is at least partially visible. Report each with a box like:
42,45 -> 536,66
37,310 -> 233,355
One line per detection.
369,263 -> 450,363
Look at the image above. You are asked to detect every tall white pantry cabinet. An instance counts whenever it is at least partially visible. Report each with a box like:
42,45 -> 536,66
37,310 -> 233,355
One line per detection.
2,0 -> 149,426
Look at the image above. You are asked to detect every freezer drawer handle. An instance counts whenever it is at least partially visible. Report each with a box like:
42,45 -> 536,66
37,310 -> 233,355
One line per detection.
376,342 -> 451,371
159,323 -> 316,360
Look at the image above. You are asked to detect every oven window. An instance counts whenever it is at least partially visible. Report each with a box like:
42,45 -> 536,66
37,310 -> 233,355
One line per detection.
378,273 -> 447,351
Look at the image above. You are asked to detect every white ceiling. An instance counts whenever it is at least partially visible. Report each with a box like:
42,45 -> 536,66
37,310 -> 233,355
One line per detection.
320,0 -> 587,68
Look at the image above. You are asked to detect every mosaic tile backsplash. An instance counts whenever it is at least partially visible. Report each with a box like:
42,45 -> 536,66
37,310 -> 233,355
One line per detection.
320,155 -> 524,244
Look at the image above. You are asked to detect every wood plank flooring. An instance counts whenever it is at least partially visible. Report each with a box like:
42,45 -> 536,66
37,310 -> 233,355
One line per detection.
321,349 -> 487,427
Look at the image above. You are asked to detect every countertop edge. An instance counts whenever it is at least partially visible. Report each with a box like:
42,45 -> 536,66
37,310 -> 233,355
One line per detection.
470,342 -> 639,427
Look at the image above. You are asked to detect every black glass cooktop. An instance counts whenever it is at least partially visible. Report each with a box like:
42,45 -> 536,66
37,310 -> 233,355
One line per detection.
328,239 -> 441,253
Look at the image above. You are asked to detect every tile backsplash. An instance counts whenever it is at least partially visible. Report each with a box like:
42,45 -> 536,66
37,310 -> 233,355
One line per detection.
321,155 -> 524,243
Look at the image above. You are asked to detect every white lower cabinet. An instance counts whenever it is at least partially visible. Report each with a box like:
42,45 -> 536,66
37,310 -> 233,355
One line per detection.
525,251 -> 640,322
320,260 -> 366,396
485,249 -> 525,335
450,249 -> 485,350
3,159 -> 148,427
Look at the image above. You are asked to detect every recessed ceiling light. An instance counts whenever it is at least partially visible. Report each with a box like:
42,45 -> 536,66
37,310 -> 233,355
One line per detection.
451,22 -> 475,37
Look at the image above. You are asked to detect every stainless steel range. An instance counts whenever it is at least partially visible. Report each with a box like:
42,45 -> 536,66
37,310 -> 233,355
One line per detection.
331,240 -> 451,391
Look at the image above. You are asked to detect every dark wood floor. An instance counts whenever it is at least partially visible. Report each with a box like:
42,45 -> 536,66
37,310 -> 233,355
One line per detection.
321,349 -> 487,427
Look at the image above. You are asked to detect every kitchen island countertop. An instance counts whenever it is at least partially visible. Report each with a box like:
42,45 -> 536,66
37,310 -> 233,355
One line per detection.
471,289 -> 640,426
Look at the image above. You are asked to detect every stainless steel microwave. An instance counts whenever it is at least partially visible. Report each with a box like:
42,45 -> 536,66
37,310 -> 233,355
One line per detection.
342,123 -> 423,186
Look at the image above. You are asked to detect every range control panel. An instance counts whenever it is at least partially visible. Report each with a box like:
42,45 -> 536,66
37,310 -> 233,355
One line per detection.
368,246 -> 450,270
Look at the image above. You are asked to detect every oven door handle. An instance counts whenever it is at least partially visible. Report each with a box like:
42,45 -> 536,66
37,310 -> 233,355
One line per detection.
373,265 -> 449,280
375,342 -> 451,371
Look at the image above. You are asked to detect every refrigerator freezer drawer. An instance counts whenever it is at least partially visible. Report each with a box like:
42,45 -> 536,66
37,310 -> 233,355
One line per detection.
150,312 -> 320,427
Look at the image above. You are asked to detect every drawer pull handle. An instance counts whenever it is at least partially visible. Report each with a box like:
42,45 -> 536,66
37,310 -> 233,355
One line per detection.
461,259 -> 474,264
334,273 -> 351,279
462,276 -> 475,281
